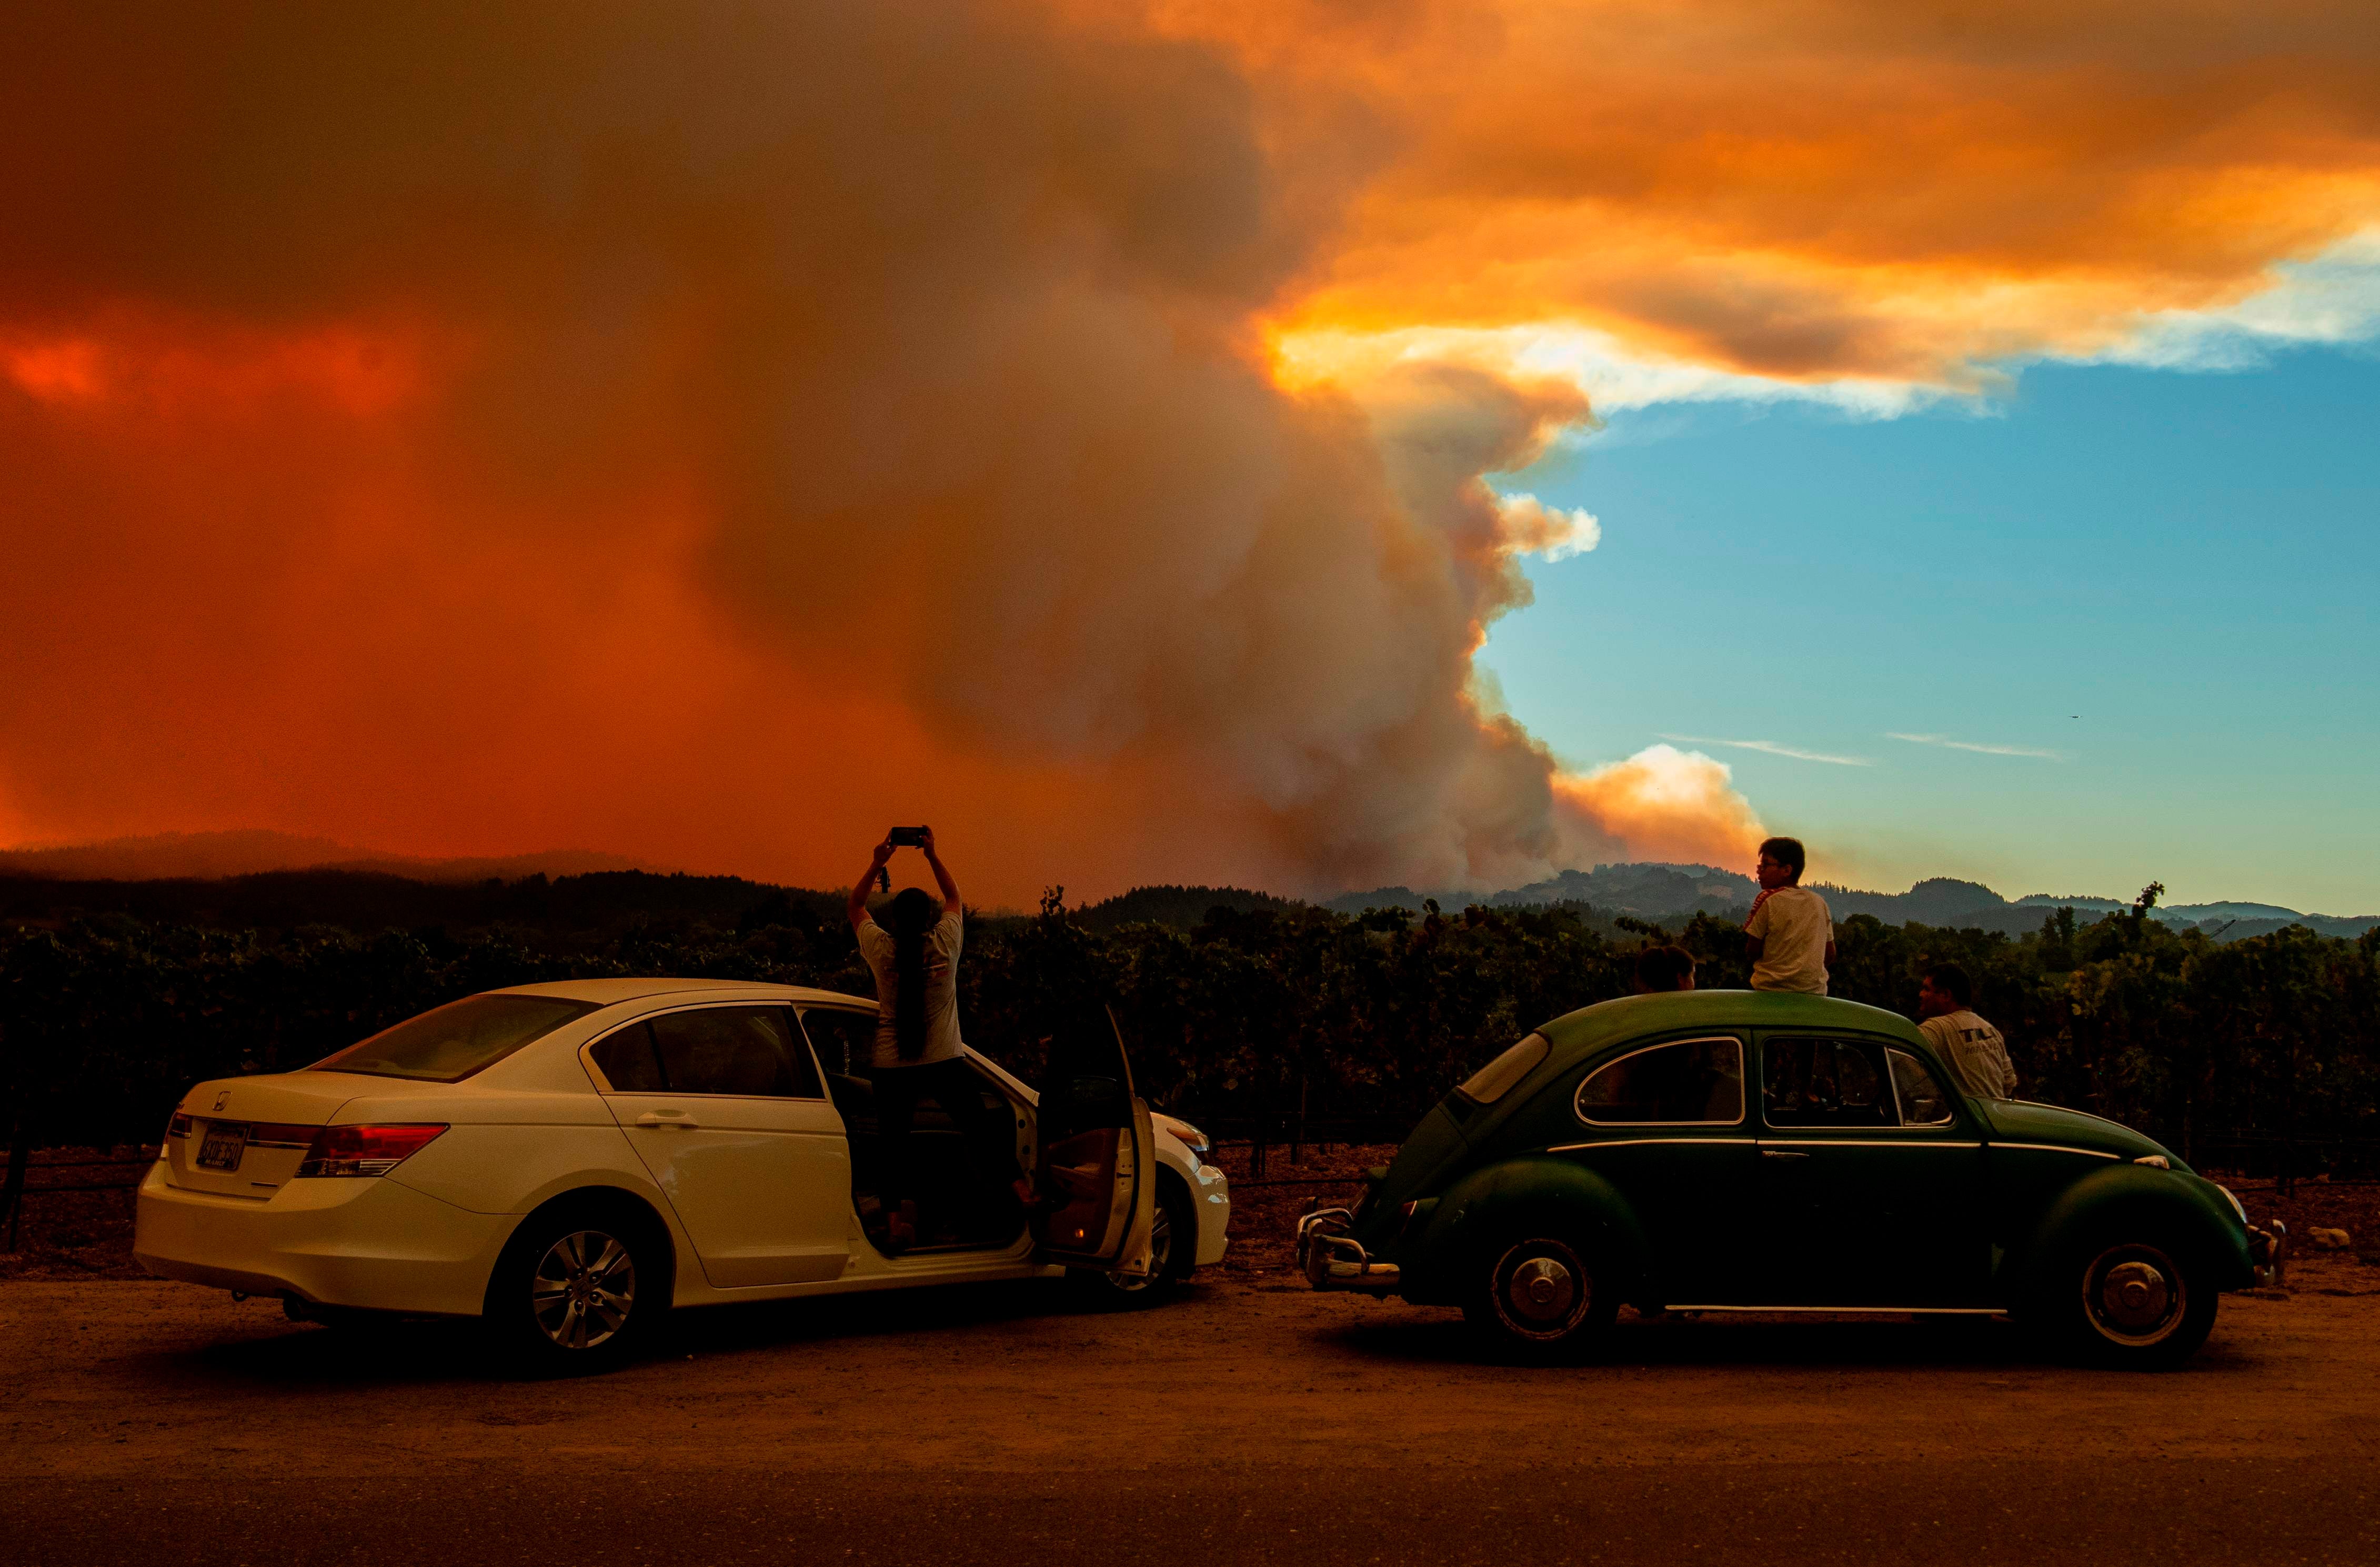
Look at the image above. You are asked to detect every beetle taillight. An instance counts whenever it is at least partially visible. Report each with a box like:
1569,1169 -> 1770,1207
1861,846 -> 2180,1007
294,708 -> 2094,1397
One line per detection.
295,1123 -> 448,1178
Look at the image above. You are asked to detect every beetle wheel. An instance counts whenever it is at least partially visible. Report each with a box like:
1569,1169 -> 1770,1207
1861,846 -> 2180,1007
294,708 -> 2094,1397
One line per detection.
1470,1235 -> 1615,1360
2042,1233 -> 2217,1369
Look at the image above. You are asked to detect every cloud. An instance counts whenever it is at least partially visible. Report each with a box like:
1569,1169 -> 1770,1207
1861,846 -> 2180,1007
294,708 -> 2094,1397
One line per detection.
1889,733 -> 2066,760
1492,490 -> 1601,561
1661,734 -> 1874,767
1555,745 -> 1766,868
1220,1 -> 2380,398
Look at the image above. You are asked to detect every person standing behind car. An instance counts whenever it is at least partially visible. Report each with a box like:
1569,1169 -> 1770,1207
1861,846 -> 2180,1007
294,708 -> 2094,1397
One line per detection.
1916,961 -> 2019,1100
846,827 -> 1000,1251
1744,836 -> 1836,993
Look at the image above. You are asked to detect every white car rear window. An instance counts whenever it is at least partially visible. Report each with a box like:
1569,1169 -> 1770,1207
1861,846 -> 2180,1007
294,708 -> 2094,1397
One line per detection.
312,994 -> 598,1083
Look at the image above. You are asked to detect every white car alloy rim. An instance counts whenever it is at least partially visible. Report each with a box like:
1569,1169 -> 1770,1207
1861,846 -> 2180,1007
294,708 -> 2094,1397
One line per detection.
1107,1201 -> 1173,1291
2081,1242 -> 2185,1346
532,1229 -> 637,1350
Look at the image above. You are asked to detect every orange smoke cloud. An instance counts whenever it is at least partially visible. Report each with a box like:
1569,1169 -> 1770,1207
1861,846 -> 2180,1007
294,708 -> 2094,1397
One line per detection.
1163,0 -> 2380,383
2,1 -> 2367,901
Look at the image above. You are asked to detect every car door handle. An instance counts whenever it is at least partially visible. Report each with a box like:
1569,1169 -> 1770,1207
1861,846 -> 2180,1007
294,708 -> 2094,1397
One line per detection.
1760,1149 -> 1810,1161
635,1112 -> 699,1129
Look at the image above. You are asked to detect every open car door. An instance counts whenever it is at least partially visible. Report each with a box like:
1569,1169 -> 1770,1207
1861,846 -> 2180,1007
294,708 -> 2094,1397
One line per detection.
1030,1001 -> 1155,1278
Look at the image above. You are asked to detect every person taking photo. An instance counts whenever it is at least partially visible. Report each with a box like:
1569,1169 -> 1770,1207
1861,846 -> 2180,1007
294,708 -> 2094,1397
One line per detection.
846,826 -> 1001,1251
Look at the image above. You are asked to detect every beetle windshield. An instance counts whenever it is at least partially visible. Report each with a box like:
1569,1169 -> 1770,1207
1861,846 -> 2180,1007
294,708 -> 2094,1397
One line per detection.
311,994 -> 599,1083
1457,1032 -> 1549,1104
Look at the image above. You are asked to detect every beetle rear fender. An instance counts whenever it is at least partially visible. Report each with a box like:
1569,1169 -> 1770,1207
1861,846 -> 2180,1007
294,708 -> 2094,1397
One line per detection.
1401,1156 -> 1650,1307
2004,1164 -> 2252,1303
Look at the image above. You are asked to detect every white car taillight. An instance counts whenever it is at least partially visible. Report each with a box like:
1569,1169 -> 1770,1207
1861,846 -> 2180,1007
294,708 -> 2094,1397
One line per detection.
295,1124 -> 449,1178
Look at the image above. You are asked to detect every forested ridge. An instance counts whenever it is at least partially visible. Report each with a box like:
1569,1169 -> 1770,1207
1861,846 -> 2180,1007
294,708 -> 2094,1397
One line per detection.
2,873 -> 2374,1179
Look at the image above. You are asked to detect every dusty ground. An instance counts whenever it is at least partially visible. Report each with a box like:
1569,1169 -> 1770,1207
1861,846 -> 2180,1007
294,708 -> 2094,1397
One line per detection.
6,1240 -> 2380,1565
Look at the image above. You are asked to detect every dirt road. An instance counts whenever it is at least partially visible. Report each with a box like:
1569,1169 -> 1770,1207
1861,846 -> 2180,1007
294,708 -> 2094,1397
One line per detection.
6,1256 -> 2378,1567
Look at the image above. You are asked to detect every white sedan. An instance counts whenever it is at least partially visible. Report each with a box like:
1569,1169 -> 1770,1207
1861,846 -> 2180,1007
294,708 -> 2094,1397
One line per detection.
134,979 -> 1229,1369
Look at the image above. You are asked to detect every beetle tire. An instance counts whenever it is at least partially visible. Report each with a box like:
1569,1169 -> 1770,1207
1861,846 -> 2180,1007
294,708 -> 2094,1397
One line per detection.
1463,1232 -> 1618,1362
2032,1227 -> 2217,1370
483,1197 -> 669,1376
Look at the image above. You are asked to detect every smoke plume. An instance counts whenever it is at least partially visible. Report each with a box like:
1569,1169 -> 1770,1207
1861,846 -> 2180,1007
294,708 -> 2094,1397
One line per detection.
0,2 -> 1773,900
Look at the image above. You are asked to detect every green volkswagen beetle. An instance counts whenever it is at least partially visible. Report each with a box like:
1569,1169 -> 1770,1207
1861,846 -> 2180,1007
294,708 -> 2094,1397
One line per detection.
1295,990 -> 2284,1367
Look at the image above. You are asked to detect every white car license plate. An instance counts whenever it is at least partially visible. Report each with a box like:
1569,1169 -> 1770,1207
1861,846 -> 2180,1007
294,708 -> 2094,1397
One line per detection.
197,1123 -> 247,1171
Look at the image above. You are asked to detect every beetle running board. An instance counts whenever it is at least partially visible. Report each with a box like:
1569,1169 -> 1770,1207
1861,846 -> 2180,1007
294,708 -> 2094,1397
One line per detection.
1661,1304 -> 2009,1316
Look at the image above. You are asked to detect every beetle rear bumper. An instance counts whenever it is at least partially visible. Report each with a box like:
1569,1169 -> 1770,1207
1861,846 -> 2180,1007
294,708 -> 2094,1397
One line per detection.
1293,1207 -> 1401,1295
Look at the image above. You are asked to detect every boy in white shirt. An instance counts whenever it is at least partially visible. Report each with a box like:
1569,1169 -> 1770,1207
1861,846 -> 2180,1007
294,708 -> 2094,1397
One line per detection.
1744,836 -> 1836,993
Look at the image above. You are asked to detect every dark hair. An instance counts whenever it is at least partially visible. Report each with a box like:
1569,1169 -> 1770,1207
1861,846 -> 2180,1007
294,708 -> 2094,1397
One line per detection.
1922,961 -> 1974,1008
1757,836 -> 1806,880
1634,944 -> 1696,992
887,887 -> 940,1061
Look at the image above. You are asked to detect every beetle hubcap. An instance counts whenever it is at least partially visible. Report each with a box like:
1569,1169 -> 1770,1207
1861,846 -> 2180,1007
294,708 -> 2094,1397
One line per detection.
2100,1261 -> 2169,1330
2082,1243 -> 2183,1344
1504,1254 -> 1578,1325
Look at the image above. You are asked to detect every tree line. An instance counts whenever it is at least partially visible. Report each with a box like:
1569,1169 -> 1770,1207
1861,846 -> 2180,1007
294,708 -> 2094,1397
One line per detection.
3,882 -> 2375,1178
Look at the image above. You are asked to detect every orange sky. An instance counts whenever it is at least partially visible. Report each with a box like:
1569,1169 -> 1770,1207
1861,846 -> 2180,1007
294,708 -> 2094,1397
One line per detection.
3,2 -> 2375,902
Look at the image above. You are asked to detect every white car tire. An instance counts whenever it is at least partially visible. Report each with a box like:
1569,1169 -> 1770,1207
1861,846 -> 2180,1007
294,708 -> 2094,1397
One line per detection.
484,1197 -> 670,1374
1075,1173 -> 1196,1310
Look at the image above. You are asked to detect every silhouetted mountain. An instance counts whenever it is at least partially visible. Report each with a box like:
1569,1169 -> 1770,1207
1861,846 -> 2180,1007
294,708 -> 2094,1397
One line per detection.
0,867 -> 829,939
1329,862 -> 2375,943
1073,883 -> 1305,932
0,830 -> 657,883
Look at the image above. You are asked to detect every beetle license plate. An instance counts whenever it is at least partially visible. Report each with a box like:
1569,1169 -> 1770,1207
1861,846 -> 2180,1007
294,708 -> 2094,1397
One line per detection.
196,1122 -> 247,1171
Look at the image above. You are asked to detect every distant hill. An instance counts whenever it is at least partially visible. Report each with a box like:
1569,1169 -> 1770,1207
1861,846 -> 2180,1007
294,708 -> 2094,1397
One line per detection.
1074,883 -> 1306,932
0,830 -> 657,884
1330,862 -> 2377,943
2,835 -> 2369,946
0,866 -> 828,939
1325,862 -> 1756,920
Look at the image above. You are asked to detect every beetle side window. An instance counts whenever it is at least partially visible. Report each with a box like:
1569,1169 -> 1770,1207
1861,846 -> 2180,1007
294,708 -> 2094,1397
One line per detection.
648,1007 -> 824,1099
1763,1038 -> 1896,1127
1574,1038 -> 1744,1126
1887,1048 -> 1956,1126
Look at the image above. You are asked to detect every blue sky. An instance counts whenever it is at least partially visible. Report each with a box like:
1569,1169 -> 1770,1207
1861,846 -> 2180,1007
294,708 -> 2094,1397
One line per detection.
1483,345 -> 2380,913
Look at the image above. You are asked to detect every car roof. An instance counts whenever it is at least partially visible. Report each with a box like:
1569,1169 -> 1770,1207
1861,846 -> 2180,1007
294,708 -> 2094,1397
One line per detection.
1538,989 -> 1925,1066
491,977 -> 876,1009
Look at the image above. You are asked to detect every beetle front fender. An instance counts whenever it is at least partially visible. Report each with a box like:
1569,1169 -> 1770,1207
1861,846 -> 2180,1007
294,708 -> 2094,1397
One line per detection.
2005,1163 -> 2253,1300
1400,1155 -> 1651,1306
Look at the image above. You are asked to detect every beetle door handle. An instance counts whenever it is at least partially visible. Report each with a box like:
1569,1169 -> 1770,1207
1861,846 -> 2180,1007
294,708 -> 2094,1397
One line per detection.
636,1111 -> 699,1129
1760,1149 -> 1809,1161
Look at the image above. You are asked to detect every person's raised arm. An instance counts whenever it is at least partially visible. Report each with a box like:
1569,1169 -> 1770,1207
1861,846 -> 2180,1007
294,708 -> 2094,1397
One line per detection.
849,838 -> 893,930
920,826 -> 961,915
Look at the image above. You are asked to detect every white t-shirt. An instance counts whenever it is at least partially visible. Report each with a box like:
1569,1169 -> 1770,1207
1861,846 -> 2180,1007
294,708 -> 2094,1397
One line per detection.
855,911 -> 964,1068
1922,1010 -> 2018,1100
1745,886 -> 1833,994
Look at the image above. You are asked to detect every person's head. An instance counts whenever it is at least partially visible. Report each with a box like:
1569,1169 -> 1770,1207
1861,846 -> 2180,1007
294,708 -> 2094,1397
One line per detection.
1917,961 -> 1973,1019
1756,836 -> 1806,890
887,887 -> 939,1060
1633,944 -> 1698,994
886,886 -> 939,937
